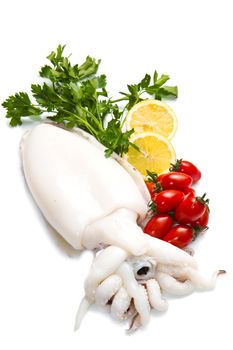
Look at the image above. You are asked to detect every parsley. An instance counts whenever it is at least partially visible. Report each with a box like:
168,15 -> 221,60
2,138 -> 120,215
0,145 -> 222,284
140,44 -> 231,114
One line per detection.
112,71 -> 178,109
2,45 -> 178,157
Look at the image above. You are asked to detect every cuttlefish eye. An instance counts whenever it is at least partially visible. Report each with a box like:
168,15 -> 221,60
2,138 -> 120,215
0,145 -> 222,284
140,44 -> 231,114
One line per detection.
131,259 -> 156,280
137,266 -> 150,276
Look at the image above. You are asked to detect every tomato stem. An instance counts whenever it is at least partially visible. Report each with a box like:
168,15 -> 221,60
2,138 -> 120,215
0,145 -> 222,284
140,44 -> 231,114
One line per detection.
167,211 -> 175,218
196,193 -> 209,206
169,158 -> 183,172
148,200 -> 157,214
146,170 -> 159,182
146,170 -> 163,193
193,225 -> 209,240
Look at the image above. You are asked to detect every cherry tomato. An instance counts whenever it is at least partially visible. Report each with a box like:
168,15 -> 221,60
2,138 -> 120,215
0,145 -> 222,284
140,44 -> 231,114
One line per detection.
146,182 -> 155,197
144,214 -> 173,239
174,192 -> 208,225
193,206 -> 209,230
163,225 -> 194,248
157,173 -> 165,183
158,172 -> 193,191
183,187 -> 196,196
153,190 -> 185,213
170,159 -> 201,183
157,173 -> 166,182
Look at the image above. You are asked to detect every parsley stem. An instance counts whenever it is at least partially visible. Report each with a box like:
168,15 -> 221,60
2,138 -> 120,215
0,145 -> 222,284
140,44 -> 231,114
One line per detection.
61,109 -> 98,136
52,88 -> 104,132
111,97 -> 128,103
120,107 -> 127,129
80,107 -> 104,132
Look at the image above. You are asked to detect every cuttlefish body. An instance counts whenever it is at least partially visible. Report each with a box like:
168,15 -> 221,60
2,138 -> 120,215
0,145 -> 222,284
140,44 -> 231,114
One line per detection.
20,123 -> 223,332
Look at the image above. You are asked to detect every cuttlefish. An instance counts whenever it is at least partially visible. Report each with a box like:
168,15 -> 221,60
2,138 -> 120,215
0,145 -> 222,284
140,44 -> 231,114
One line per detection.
20,123 -> 223,332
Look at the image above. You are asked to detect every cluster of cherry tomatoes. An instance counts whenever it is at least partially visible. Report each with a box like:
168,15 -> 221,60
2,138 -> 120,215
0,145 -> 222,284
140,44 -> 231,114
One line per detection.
144,159 -> 209,248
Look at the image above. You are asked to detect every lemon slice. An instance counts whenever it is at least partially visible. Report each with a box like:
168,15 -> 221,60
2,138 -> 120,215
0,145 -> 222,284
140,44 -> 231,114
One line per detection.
125,99 -> 177,139
125,132 -> 176,177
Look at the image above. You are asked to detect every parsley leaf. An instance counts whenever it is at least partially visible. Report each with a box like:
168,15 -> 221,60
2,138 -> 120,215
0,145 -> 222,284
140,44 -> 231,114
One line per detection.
116,70 -> 178,106
2,92 -> 42,126
39,45 -> 100,83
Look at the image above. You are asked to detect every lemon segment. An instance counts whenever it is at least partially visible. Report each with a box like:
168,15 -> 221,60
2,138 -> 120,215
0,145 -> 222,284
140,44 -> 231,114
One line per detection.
125,99 -> 177,140
125,132 -> 176,178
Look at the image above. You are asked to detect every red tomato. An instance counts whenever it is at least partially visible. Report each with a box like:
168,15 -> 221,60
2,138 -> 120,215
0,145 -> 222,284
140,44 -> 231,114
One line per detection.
193,206 -> 209,230
163,225 -> 194,248
153,190 -> 185,213
157,173 -> 166,182
144,214 -> 173,239
158,172 -> 193,191
170,159 -> 201,183
174,192 -> 208,225
146,182 -> 155,197
183,187 -> 196,196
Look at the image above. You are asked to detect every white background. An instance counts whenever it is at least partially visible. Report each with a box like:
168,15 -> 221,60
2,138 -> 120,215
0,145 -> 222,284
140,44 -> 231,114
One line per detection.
0,0 -> 232,349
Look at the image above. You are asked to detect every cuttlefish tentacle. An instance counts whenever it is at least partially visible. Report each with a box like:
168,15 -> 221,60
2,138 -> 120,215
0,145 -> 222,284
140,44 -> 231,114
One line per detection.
157,264 -> 225,291
144,235 -> 198,269
156,272 -> 194,296
110,286 -> 132,320
117,262 -> 150,327
95,274 -> 122,307
84,245 -> 128,301
146,279 -> 169,311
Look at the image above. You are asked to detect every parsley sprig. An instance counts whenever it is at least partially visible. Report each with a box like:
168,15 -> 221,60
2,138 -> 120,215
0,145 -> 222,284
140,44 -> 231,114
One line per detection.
2,45 -> 178,157
112,71 -> 178,109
